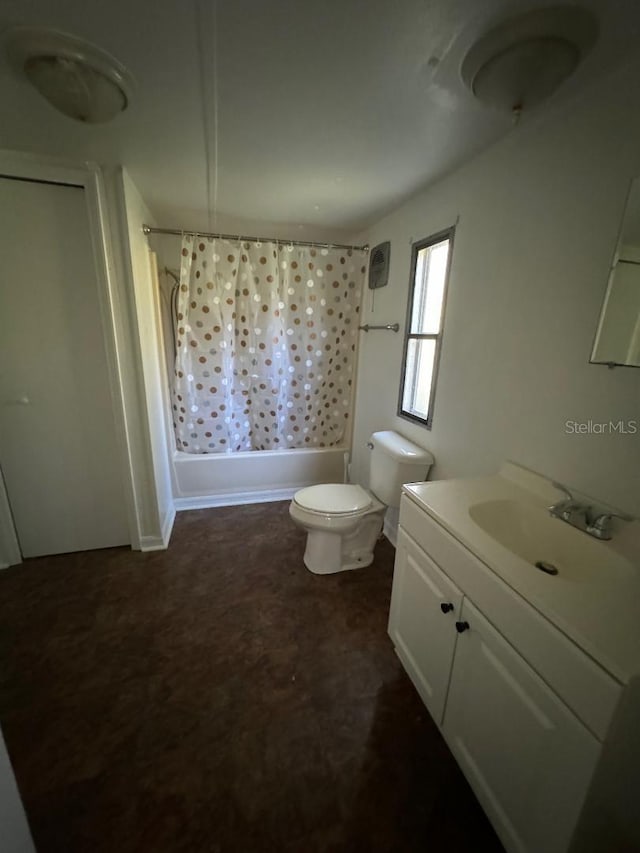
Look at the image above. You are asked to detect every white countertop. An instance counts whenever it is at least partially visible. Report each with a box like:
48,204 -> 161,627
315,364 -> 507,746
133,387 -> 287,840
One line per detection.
403,464 -> 640,684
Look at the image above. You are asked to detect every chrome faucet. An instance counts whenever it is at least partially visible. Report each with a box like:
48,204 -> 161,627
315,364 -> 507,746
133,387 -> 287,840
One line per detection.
548,482 -> 589,523
586,512 -> 634,541
548,482 -> 633,540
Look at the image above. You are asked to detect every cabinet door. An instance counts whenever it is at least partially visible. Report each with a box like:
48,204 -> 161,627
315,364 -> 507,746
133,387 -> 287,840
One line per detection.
389,529 -> 463,724
443,599 -> 600,853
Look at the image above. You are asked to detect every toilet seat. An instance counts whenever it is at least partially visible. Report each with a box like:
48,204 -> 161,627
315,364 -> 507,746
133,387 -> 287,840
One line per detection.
289,486 -> 386,574
293,483 -> 372,516
290,430 -> 433,575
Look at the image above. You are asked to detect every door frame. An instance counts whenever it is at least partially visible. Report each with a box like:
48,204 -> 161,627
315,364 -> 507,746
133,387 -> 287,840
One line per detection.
0,150 -> 138,565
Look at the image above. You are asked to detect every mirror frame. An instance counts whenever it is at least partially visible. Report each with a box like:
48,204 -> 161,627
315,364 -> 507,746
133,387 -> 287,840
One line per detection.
590,180 -> 640,369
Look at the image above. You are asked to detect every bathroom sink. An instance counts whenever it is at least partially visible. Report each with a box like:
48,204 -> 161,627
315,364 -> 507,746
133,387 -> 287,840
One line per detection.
468,498 -> 633,582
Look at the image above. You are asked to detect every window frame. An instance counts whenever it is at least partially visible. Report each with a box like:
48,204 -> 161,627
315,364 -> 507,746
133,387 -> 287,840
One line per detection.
398,226 -> 456,430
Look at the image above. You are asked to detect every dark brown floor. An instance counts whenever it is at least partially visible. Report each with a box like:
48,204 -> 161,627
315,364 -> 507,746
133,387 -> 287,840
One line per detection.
0,502 -> 503,853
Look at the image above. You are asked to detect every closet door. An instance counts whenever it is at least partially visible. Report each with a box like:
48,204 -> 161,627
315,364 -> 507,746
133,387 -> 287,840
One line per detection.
0,177 -> 129,557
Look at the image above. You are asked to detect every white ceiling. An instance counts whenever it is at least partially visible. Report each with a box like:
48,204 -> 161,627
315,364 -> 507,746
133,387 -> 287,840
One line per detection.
1,0 -> 639,233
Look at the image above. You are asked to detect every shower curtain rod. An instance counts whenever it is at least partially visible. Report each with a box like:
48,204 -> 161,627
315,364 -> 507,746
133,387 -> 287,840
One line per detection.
142,224 -> 369,253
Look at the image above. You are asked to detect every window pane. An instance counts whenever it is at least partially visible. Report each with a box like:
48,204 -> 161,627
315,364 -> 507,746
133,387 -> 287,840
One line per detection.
402,338 -> 437,420
410,239 -> 450,334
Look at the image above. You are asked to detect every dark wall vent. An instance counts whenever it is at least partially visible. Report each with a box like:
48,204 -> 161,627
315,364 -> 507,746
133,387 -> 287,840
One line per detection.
368,241 -> 390,289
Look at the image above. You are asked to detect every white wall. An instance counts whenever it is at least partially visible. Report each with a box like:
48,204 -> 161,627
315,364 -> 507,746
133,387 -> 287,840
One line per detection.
110,168 -> 175,547
352,54 -> 640,520
149,208 -> 355,244
149,217 -> 357,301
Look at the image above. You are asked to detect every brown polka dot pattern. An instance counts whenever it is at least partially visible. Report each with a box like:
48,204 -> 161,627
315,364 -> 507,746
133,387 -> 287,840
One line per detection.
171,235 -> 365,453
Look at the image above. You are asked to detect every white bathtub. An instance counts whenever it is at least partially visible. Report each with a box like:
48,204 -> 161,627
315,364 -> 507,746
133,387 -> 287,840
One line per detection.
172,446 -> 348,509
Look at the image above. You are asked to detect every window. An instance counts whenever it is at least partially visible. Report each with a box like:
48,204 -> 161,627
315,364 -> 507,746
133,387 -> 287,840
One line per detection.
398,228 -> 454,428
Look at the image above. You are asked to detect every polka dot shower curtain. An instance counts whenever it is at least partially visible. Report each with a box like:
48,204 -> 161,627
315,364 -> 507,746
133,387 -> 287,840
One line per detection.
171,234 -> 366,453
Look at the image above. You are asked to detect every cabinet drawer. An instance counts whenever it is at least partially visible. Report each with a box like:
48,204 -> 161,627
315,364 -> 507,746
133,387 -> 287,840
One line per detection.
399,494 -> 622,740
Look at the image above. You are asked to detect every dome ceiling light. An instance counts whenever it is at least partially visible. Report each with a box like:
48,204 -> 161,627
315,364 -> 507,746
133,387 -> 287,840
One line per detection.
461,6 -> 598,116
5,27 -> 134,123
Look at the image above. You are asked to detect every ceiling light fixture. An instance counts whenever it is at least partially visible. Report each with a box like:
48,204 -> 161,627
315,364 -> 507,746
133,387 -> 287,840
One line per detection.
461,5 -> 598,115
5,27 -> 134,123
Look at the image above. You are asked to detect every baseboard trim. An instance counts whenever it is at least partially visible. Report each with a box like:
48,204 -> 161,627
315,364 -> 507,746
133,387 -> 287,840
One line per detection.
137,504 -> 176,552
139,535 -> 166,551
174,487 -> 299,512
161,504 -> 176,547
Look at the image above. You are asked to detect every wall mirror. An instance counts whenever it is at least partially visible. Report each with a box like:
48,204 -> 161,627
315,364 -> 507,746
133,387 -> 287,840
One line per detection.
591,177 -> 640,367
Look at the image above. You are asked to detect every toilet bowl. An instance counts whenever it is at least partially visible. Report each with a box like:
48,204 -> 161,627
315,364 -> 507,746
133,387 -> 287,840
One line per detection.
289,483 -> 386,574
290,431 -> 434,574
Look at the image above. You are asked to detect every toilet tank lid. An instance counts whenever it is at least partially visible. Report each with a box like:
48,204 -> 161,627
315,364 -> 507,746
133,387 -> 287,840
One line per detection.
294,484 -> 372,514
371,431 -> 434,464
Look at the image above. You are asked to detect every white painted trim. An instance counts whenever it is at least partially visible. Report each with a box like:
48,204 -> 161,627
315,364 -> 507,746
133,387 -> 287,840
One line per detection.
160,504 -> 176,547
0,150 -> 100,186
136,505 -> 174,553
138,535 -> 167,551
110,167 -> 161,540
175,486 -> 298,511
86,165 -> 140,547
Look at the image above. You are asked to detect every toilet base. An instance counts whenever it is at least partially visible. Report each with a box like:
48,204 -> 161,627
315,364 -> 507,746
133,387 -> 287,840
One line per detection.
301,512 -> 384,574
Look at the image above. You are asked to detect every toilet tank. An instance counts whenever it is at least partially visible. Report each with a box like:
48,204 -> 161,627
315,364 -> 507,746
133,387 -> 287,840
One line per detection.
369,430 -> 434,507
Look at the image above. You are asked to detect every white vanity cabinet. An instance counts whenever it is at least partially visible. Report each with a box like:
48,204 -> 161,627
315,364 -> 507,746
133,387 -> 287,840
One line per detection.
388,491 -> 625,853
388,530 -> 462,724
443,598 -> 599,853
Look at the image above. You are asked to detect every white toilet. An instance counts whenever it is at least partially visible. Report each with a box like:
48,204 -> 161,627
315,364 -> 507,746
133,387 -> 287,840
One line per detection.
289,430 -> 434,574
